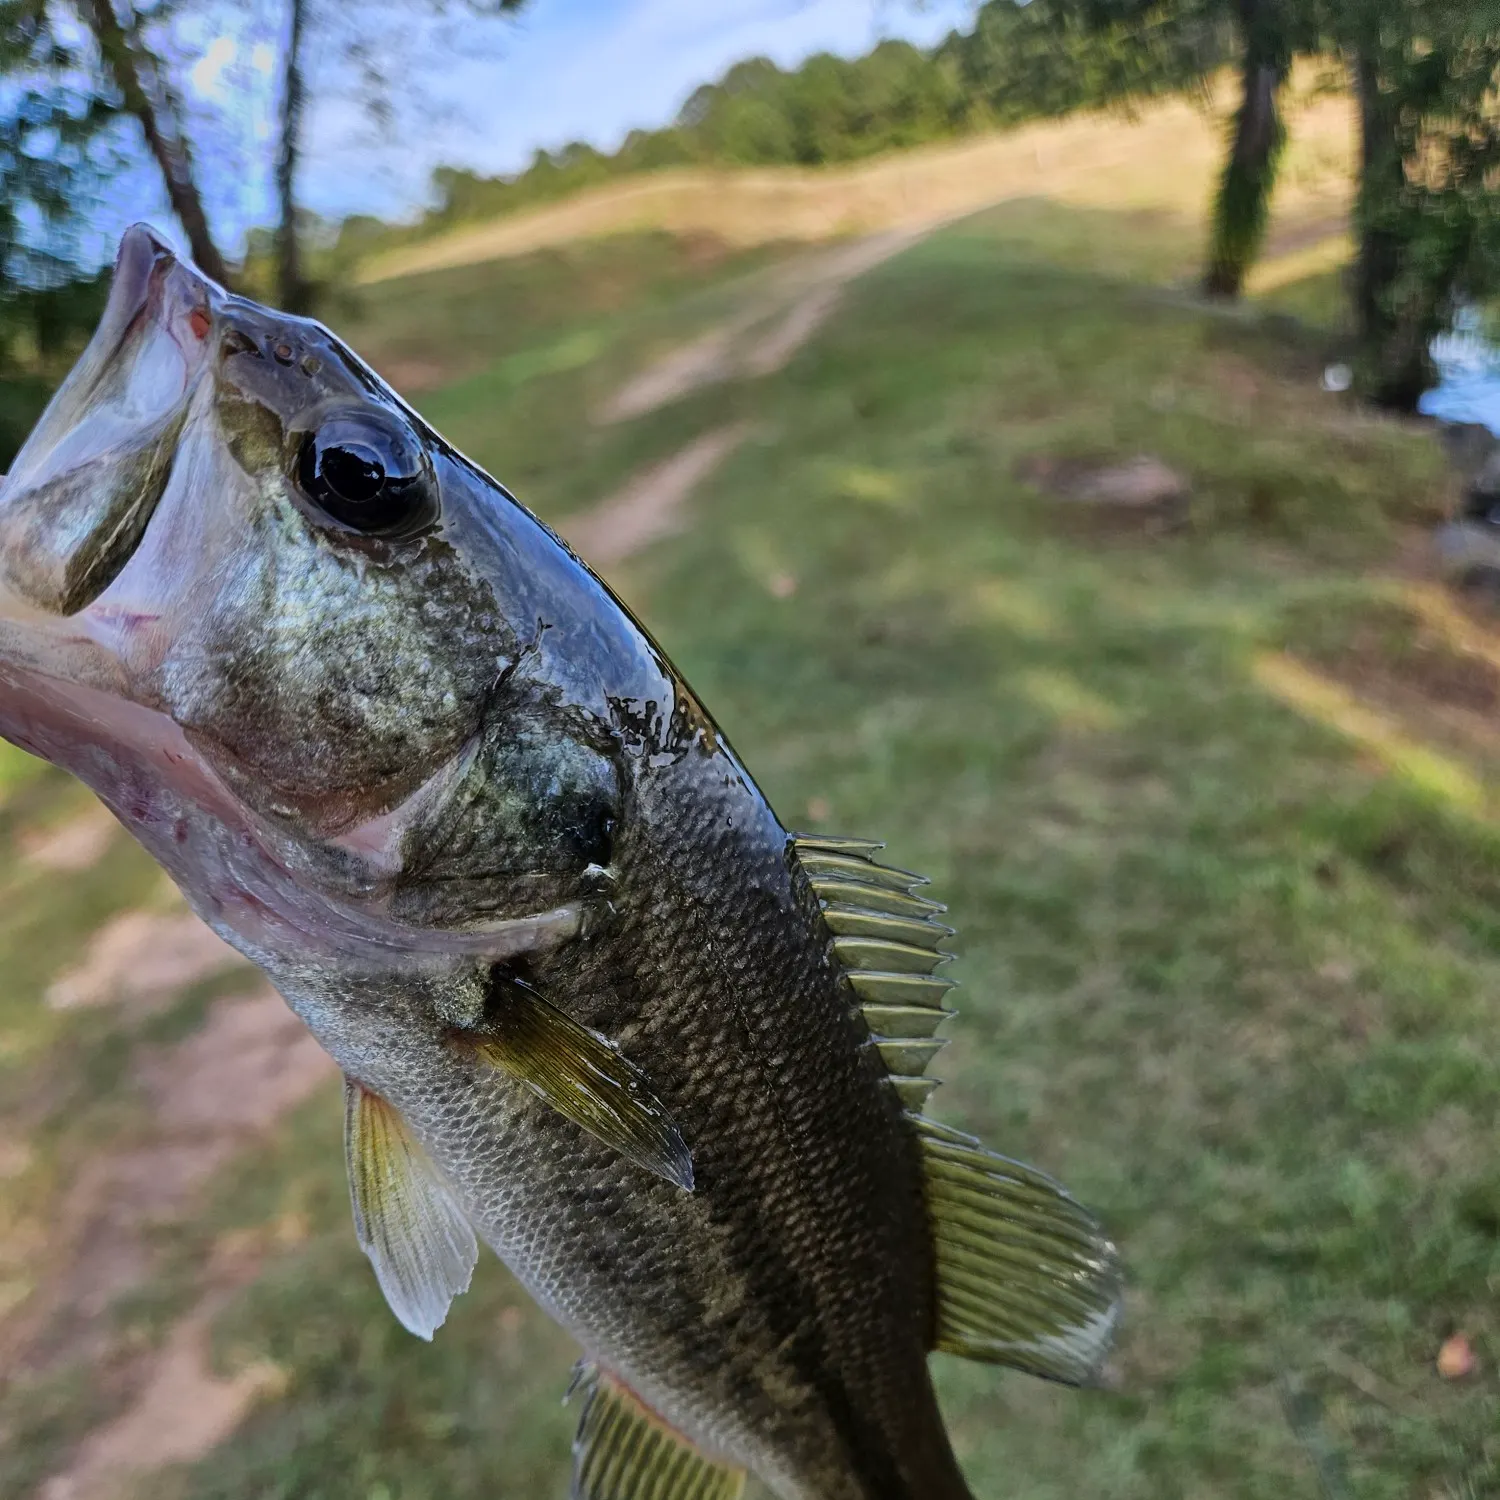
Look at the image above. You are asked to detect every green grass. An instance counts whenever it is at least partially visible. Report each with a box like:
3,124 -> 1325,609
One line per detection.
3,200 -> 1498,1499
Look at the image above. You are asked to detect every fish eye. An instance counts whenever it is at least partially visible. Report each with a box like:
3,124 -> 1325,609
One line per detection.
295,411 -> 437,538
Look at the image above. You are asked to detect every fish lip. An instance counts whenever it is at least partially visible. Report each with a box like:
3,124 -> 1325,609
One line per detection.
0,226 -> 221,630
95,222 -> 179,368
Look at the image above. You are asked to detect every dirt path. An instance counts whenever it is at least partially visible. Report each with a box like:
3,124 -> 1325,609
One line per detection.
46,909 -> 246,1013
572,225 -> 936,571
598,227 -> 928,425
10,965 -> 335,1500
10,986 -> 333,1375
36,1259 -> 284,1500
564,422 -> 752,568
18,805 -> 118,874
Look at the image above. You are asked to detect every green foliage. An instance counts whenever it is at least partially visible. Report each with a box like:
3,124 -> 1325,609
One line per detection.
1203,2 -> 1294,299
0,0 -> 117,287
0,2 -> 120,466
948,0 -> 1228,122
0,268 -> 107,466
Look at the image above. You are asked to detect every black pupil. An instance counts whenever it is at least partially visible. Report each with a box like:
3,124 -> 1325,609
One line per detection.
319,441 -> 386,505
298,415 -> 432,536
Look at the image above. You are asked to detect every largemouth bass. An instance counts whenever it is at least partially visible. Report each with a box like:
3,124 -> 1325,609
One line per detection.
0,226 -> 1121,1500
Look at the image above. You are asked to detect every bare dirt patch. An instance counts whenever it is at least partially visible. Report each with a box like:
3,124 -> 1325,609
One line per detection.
564,422 -> 752,568
1019,452 -> 1192,533
1285,595 -> 1500,764
7,989 -> 334,1378
35,1237 -> 286,1500
46,911 -> 247,1014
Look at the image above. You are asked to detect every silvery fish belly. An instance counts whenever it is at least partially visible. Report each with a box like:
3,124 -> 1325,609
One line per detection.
0,226 -> 1122,1500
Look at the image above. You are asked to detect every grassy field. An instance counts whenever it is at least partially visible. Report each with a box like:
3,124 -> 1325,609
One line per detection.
3,142 -> 1499,1500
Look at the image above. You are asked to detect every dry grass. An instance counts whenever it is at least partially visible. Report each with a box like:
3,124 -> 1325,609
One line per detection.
360,79 -> 1355,285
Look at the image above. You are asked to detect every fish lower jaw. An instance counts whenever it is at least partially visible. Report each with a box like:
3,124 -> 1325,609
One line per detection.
0,657 -> 596,979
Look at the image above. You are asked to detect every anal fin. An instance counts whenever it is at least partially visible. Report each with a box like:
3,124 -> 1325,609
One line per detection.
344,1079 -> 478,1340
470,978 -> 694,1191
570,1365 -> 745,1500
917,1116 -> 1122,1386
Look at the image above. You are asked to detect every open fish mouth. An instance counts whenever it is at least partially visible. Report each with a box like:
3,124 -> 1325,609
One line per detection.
0,223 -> 218,623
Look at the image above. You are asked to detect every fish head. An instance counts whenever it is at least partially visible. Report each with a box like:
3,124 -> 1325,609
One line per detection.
0,224 -> 650,975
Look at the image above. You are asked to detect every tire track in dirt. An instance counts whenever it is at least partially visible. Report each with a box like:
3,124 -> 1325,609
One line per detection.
572,226 -> 936,571
564,422 -> 753,567
597,226 -> 928,426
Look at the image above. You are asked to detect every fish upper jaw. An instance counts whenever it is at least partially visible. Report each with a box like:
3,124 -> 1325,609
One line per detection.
0,224 -> 219,629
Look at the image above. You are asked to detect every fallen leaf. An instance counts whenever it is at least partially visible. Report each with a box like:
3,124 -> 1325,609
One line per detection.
1437,1333 -> 1475,1380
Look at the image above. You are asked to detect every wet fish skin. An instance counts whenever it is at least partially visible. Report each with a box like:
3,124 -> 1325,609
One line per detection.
0,226 -> 1118,1500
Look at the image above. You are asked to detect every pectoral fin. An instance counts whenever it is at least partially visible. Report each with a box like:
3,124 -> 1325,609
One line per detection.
917,1116 -> 1121,1386
472,980 -> 694,1191
344,1079 -> 478,1340
569,1364 -> 745,1500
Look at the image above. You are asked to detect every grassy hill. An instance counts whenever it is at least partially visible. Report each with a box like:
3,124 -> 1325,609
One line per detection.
357,77 -> 1353,286
3,88 -> 1497,1500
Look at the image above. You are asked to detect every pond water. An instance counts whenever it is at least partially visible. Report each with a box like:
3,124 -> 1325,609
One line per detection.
1419,306 -> 1500,435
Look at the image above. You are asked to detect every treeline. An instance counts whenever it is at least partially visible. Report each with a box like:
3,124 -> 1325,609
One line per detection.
354,4 -> 1227,255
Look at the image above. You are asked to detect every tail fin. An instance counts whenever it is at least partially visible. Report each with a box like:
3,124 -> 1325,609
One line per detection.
915,1116 -> 1121,1385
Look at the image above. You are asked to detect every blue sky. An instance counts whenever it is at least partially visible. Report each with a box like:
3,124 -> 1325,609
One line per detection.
95,0 -> 977,261
306,0 -> 979,219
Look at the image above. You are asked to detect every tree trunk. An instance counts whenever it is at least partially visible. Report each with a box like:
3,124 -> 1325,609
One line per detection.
274,0 -> 310,313
1202,0 -> 1288,299
1350,41 -> 1434,411
79,0 -> 231,286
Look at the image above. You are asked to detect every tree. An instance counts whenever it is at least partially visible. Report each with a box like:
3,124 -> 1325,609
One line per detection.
1202,0 -> 1295,297
0,0 -> 119,463
1032,0 -> 1295,298
1326,0 -> 1500,409
267,0 -> 529,312
273,0 -> 306,311
0,0 -> 118,288
75,0 -> 231,284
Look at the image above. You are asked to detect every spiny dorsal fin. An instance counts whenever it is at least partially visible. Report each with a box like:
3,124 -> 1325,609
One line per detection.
570,1364 -> 746,1500
468,978 -> 694,1191
344,1079 -> 478,1340
915,1116 -> 1121,1386
792,833 -> 955,1114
